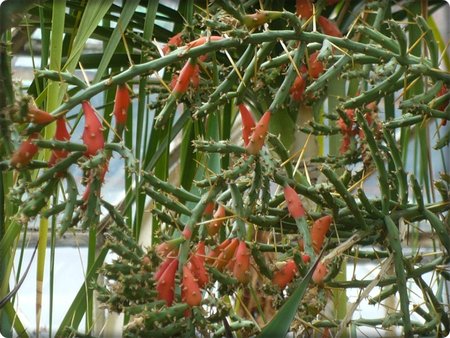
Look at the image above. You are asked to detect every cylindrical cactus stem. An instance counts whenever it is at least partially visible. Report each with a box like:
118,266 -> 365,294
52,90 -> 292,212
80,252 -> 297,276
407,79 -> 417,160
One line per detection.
304,55 -> 350,95
142,172 -> 199,203
251,245 -> 273,279
383,129 -> 408,206
59,173 -> 79,236
356,25 -> 399,52
104,143 -> 136,171
343,65 -> 405,109
195,156 -> 253,188
35,140 -> 86,152
80,174 -> 101,230
368,285 -> 398,305
383,215 -> 412,335
267,134 -> 294,178
321,165 -> 368,229
400,81 -> 443,108
207,266 -> 238,286
415,16 -> 439,68
142,303 -> 188,326
29,151 -> 84,188
21,178 -> 58,218
100,199 -> 128,228
356,111 -> 390,213
268,42 -> 306,114
229,183 -> 246,239
195,45 -> 255,119
143,186 -> 192,216
192,140 -> 247,155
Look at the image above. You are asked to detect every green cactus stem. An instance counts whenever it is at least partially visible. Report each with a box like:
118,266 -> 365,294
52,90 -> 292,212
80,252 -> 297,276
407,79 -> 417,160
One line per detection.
400,81 -> 443,108
59,173 -> 79,235
384,113 -> 424,129
356,111 -> 390,213
357,188 -> 383,218
194,156 -> 253,188
251,245 -> 273,279
142,171 -> 200,203
207,266 -> 238,286
299,121 -> 341,135
267,134 -> 294,178
29,151 -> 84,188
368,285 -> 399,305
143,186 -> 192,216
35,69 -> 88,89
268,42 -> 306,113
343,64 -> 405,109
434,130 -> 450,150
21,178 -> 58,218
327,256 -> 444,289
356,25 -> 399,53
192,140 -> 247,155
194,45 -> 255,119
247,160 -> 262,205
321,165 -> 367,229
34,139 -> 88,152
304,55 -> 351,95
416,16 -> 439,68
213,319 -> 255,337
235,42 -> 276,104
388,20 -> 407,61
105,143 -> 136,171
383,130 -> 408,206
229,183 -> 247,239
383,215 -> 412,336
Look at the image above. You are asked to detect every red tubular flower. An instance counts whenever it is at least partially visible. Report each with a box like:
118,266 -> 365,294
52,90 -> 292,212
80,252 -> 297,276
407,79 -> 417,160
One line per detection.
238,104 -> 256,146
81,101 -> 104,157
318,16 -> 343,37
272,260 -> 298,289
162,32 -> 184,55
308,52 -> 324,79
290,74 -> 307,101
283,185 -> 306,219
207,204 -> 226,236
10,133 -> 40,168
311,215 -> 332,253
233,240 -> 250,283
215,238 -> 239,271
49,117 -> 70,167
154,257 -> 175,281
246,111 -> 271,155
296,0 -> 313,19
312,261 -> 329,284
27,106 -> 55,124
113,84 -> 130,126
181,265 -> 202,307
156,258 -> 178,306
188,254 -> 209,288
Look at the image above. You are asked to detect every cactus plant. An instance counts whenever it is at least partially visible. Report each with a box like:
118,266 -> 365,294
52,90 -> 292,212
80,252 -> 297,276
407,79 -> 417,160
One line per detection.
0,1 -> 449,337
